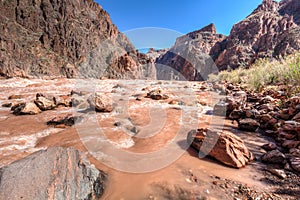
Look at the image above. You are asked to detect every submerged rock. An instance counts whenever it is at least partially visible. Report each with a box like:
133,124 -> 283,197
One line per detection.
0,147 -> 105,200
187,129 -> 254,168
8,94 -> 24,100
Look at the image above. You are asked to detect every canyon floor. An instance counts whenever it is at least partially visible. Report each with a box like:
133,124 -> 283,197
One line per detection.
0,78 -> 299,200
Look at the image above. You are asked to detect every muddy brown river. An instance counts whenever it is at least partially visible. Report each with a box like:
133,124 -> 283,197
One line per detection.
0,78 -> 279,199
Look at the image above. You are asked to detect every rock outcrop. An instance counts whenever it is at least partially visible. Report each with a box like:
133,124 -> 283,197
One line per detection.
187,128 -> 254,168
279,0 -> 300,25
211,0 -> 300,70
0,147 -> 105,200
156,23 -> 226,81
157,0 -> 300,75
0,0 -> 155,79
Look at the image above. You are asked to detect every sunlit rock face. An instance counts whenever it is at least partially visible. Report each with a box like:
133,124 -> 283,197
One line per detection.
0,0 -> 155,79
156,23 -> 225,81
210,0 -> 300,70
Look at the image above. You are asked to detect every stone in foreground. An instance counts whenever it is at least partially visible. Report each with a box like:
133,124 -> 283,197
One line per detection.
187,129 -> 254,168
0,147 -> 105,200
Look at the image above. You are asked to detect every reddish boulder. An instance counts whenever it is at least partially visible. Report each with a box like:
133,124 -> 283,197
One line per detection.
35,95 -> 56,111
187,129 -> 254,168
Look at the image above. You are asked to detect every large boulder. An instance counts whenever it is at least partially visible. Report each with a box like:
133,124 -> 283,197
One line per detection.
11,102 -> 41,115
54,95 -> 72,107
34,94 -> 56,111
0,147 -> 105,200
211,0 -> 300,70
88,93 -> 113,112
187,129 -> 254,168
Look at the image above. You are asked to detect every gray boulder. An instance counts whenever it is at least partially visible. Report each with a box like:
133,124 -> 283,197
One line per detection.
0,147 -> 105,200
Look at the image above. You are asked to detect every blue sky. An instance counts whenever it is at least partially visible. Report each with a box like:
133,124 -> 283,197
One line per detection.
96,0 -> 268,49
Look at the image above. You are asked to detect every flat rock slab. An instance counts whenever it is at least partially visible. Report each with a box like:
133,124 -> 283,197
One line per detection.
0,147 -> 104,200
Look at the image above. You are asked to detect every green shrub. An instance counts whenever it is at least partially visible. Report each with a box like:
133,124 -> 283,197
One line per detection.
210,53 -> 300,93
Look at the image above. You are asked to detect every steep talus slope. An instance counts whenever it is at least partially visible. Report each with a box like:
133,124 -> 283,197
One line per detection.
0,0 -> 155,79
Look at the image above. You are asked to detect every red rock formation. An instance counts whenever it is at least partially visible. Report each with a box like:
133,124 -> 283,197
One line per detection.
156,23 -> 226,81
158,0 -> 300,75
211,0 -> 300,70
279,0 -> 300,25
187,129 -> 254,168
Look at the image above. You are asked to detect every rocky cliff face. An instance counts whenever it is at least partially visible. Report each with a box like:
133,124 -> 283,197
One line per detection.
211,0 -> 300,70
156,23 -> 226,81
279,0 -> 300,25
157,0 -> 300,76
0,0 -> 155,79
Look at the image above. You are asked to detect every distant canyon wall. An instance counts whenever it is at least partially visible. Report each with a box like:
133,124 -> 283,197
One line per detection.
156,0 -> 300,81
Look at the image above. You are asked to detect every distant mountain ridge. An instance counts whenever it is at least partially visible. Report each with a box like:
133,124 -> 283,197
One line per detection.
157,0 -> 300,80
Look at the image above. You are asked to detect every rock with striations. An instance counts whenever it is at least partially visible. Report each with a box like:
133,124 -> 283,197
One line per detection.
211,0 -> 300,70
0,147 -> 105,200
290,156 -> 300,172
187,128 -> 254,168
0,0 -> 155,79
